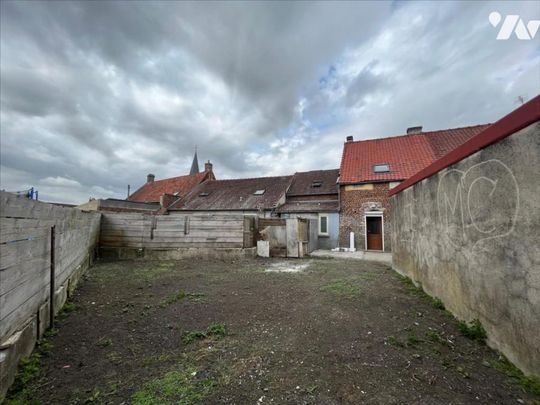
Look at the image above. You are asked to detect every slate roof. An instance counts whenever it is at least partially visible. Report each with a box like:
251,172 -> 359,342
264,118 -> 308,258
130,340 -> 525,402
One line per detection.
170,175 -> 293,211
277,200 -> 339,213
287,169 -> 339,196
128,171 -> 214,203
340,124 -> 491,184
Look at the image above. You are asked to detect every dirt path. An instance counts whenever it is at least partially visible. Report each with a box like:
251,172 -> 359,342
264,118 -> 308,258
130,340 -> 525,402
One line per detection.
5,258 -> 539,404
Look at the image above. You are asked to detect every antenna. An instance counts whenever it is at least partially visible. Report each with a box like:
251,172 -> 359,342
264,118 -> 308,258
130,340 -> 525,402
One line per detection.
127,184 -> 130,199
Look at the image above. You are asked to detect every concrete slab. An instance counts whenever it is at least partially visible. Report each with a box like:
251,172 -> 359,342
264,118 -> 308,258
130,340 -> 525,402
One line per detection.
310,249 -> 392,264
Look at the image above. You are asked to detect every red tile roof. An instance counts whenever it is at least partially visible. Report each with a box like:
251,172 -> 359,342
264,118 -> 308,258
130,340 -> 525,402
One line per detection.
390,95 -> 540,196
287,169 -> 339,196
128,171 -> 214,203
339,124 -> 491,184
170,175 -> 293,211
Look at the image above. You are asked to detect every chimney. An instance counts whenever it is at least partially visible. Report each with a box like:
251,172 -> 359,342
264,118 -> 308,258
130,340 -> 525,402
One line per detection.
406,126 -> 423,134
205,160 -> 213,172
147,173 -> 155,183
346,135 -> 354,142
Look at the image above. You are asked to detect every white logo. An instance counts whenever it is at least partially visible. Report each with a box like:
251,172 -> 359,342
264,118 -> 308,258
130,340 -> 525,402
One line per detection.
489,11 -> 540,40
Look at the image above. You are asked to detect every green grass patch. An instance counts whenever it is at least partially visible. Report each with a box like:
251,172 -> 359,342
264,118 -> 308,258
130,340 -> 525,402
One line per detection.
96,337 -> 113,348
431,297 -> 445,310
320,280 -> 360,297
182,323 -> 226,345
132,364 -> 214,404
385,335 -> 404,348
458,319 -> 487,343
60,301 -> 78,314
490,355 -> 540,395
406,334 -> 423,347
426,330 -> 447,346
160,291 -> 206,308
4,329 -> 58,404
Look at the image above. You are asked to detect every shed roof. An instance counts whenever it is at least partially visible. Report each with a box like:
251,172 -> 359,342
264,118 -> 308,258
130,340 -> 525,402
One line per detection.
339,124 -> 490,184
287,169 -> 339,196
170,175 -> 293,211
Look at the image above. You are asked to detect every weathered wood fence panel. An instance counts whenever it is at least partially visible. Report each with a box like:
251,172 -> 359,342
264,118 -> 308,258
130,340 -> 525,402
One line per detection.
0,191 -> 100,400
100,212 -> 249,249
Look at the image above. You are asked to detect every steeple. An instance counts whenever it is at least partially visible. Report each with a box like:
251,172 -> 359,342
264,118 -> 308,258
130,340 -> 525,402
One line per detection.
189,147 -> 200,175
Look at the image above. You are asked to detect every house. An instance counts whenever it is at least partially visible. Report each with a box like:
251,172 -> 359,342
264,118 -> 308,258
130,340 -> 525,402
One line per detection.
168,175 -> 293,217
128,158 -> 215,204
339,124 -> 491,252
277,169 -> 340,249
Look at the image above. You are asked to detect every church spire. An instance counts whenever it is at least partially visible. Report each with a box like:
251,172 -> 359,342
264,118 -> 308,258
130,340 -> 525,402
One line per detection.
189,147 -> 200,175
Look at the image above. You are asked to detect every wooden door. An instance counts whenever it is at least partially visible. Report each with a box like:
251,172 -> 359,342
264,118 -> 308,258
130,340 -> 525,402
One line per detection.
366,216 -> 383,250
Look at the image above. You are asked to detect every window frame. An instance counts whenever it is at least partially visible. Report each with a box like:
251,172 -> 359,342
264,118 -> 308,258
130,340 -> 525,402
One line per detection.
318,214 -> 329,236
373,164 -> 390,173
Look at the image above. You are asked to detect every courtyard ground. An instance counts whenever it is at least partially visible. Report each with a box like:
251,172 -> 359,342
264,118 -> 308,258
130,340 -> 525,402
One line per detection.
5,257 -> 540,404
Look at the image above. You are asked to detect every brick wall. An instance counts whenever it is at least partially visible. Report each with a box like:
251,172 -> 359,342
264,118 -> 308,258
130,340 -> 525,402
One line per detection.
339,182 -> 392,252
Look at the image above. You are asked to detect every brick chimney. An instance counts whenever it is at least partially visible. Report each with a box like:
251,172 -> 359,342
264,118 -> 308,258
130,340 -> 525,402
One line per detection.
346,135 -> 354,142
147,173 -> 155,183
204,160 -> 213,172
407,126 -> 423,134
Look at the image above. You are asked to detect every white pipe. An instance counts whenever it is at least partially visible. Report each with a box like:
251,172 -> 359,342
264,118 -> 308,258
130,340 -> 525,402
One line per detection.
349,232 -> 356,252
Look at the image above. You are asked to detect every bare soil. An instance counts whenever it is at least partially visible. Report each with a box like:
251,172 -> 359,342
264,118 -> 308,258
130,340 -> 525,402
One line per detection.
6,257 -> 540,404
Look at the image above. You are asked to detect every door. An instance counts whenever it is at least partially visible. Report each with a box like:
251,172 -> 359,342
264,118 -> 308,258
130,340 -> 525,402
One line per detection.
366,216 -> 383,250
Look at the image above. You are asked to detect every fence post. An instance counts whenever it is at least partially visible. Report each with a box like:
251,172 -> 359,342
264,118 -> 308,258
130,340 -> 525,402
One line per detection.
50,225 -> 55,329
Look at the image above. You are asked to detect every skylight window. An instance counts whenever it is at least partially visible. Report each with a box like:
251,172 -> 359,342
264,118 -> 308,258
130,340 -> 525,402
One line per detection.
373,164 -> 390,173
199,192 -> 210,197
312,180 -> 322,188
254,189 -> 265,195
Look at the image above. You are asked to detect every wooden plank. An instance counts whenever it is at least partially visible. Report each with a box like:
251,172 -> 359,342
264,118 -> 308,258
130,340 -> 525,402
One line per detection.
0,238 -> 50,269
0,257 -> 49,297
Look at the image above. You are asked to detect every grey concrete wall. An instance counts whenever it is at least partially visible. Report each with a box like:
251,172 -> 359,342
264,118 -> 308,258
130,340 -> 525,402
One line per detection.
391,122 -> 540,376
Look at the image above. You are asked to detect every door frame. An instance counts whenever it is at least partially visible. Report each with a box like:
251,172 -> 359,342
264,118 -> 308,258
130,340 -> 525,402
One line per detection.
364,211 -> 384,251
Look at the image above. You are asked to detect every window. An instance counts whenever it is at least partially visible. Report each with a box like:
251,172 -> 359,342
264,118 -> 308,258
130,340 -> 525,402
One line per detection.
373,164 -> 390,173
312,180 -> 322,188
199,192 -> 210,197
254,189 -> 265,195
319,214 -> 329,236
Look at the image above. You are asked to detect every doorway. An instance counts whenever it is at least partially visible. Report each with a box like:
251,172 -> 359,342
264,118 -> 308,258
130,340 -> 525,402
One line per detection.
365,215 -> 383,251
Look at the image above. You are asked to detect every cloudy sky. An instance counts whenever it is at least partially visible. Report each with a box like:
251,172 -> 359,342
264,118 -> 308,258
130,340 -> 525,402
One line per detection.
1,1 -> 539,204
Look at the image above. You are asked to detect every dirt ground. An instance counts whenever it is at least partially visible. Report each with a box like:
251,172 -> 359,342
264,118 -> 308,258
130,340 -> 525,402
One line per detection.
5,257 -> 540,404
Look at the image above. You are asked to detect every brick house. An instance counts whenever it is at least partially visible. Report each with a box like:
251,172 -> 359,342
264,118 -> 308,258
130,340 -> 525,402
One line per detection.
277,169 -> 340,249
338,124 -> 490,252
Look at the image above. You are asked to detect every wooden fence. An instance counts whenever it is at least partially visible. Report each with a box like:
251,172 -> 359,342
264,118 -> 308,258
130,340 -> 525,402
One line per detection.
100,212 -> 254,249
0,191 -> 100,398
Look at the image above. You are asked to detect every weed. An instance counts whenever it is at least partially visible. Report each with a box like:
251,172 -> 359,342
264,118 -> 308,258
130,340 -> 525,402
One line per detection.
61,301 -> 78,314
43,328 -> 59,338
406,334 -> 423,347
458,319 -> 487,343
385,335 -> 404,347
160,291 -> 206,308
426,330 -> 447,346
182,323 -> 227,345
490,355 -> 540,395
320,281 -> 360,297
86,388 -> 101,402
132,364 -> 214,404
431,297 -> 445,310
96,337 -> 113,348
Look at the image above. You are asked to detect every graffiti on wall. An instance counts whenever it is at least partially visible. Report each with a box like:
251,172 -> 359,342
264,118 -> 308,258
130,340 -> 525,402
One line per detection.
436,159 -> 519,252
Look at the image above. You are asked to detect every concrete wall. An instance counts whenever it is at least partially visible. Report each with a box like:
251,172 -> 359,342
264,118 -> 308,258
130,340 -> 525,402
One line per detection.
0,192 -> 101,400
279,212 -> 339,249
339,183 -> 392,251
391,122 -> 540,376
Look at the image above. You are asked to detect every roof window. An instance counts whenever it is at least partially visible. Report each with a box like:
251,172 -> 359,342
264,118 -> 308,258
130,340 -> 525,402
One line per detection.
199,192 -> 210,197
254,189 -> 265,195
373,164 -> 390,173
312,180 -> 322,188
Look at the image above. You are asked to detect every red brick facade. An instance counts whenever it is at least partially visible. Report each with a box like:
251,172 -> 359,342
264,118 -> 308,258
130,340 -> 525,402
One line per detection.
338,182 -> 392,252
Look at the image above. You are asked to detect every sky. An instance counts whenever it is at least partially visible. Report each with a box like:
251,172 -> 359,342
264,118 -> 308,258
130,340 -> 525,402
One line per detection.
1,1 -> 539,204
